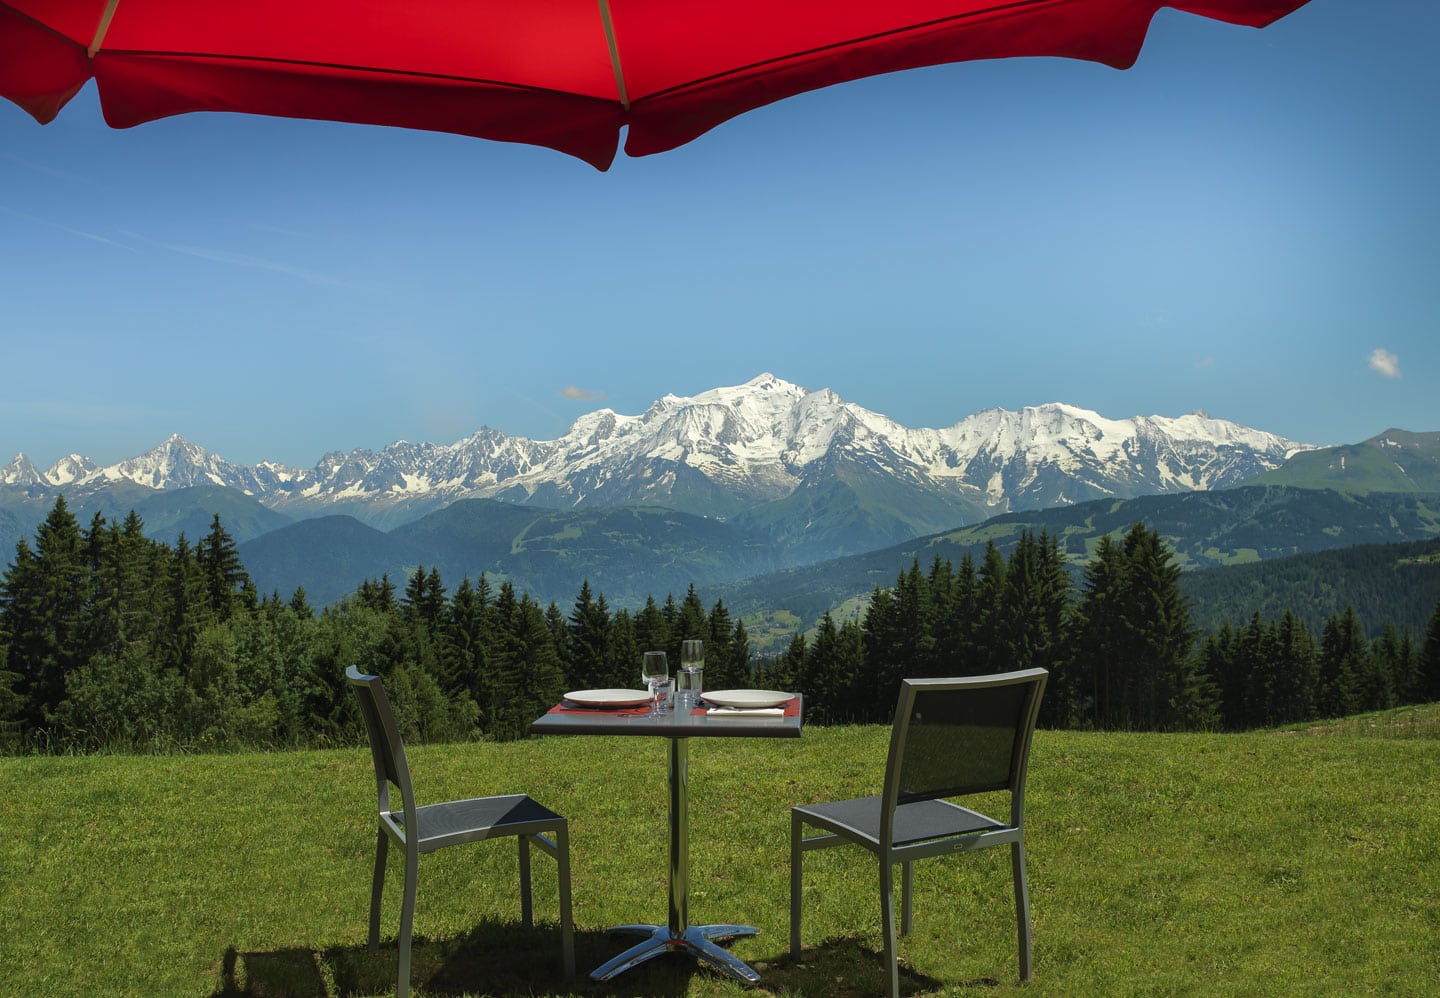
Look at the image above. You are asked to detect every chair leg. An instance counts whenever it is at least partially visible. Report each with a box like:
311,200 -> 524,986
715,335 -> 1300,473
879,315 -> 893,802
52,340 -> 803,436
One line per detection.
398,844 -> 419,998
1012,839 -> 1032,981
789,811 -> 804,958
369,828 -> 388,950
556,823 -> 575,981
518,835 -> 534,928
900,860 -> 914,937
879,860 -> 900,998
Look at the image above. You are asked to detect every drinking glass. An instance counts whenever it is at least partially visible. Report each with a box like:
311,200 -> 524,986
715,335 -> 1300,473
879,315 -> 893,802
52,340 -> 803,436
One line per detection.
642,650 -> 670,714
678,640 -> 704,707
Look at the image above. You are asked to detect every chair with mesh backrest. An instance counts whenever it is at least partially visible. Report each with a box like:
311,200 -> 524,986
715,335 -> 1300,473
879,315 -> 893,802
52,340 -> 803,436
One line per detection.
790,668 -> 1047,997
346,666 -> 574,997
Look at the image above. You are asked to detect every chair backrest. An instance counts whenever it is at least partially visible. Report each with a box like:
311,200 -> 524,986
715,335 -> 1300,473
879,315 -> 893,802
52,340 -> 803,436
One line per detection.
880,669 -> 1048,829
346,665 -> 417,822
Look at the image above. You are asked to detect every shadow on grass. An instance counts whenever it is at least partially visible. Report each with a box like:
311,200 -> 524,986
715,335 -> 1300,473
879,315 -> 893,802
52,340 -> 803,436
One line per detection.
211,921 -> 962,997
760,937 -> 962,997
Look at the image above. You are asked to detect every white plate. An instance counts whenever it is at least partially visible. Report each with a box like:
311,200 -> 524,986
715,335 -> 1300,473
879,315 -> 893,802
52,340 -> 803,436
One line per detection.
703,689 -> 794,709
563,689 -> 653,708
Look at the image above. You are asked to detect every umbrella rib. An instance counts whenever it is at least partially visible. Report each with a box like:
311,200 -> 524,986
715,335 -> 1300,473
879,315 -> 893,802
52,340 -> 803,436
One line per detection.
87,0 -> 123,58
596,0 -> 630,110
88,48 -> 619,107
634,0 -> 1066,106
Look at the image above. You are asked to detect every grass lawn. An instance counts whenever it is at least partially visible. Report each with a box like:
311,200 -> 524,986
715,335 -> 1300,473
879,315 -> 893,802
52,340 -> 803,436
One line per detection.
2,707 -> 1437,996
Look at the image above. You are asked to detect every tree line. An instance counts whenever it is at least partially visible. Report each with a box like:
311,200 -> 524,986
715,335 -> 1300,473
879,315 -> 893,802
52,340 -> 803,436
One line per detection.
1,497 -> 1437,753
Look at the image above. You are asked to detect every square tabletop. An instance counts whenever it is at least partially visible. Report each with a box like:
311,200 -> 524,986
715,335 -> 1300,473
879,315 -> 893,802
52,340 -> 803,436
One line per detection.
530,695 -> 804,738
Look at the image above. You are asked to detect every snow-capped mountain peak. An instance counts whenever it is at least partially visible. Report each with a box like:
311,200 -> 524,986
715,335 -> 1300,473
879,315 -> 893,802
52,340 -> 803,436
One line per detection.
8,376 -> 1313,540
2,453 -> 46,487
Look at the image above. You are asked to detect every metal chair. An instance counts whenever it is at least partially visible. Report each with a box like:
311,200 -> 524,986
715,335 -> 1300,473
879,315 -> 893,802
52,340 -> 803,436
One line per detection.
346,666 -> 575,996
790,668 -> 1047,997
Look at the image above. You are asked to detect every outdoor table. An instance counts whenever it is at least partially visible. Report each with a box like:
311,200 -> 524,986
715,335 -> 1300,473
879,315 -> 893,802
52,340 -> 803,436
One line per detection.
530,695 -> 804,983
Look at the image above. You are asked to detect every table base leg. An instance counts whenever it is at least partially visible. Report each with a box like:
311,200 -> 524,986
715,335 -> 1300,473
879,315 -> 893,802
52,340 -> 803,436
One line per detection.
589,923 -> 761,983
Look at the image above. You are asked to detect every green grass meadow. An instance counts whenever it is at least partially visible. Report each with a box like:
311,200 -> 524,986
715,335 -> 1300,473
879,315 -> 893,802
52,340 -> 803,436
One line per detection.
3,708 -> 1438,996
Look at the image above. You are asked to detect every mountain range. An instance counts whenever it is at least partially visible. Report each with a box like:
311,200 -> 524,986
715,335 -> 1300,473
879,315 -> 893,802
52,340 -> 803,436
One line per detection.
3,373 -> 1307,554
4,374 -> 1437,632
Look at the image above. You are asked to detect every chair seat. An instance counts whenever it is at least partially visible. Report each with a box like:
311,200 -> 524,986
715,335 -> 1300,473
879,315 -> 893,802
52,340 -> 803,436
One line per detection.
796,794 -> 1008,848
392,793 -> 564,852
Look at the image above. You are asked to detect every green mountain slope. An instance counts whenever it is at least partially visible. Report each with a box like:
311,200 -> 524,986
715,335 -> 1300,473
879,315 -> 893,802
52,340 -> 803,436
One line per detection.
241,498 -> 778,607
732,454 -> 989,563
130,484 -> 293,543
394,500 -> 777,606
1243,429 -> 1440,493
240,515 -> 409,603
713,486 -> 1440,638
1180,537 -> 1440,638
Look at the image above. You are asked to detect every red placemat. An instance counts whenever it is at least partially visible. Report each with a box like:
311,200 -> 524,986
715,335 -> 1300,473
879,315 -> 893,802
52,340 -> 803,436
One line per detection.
548,702 -> 653,717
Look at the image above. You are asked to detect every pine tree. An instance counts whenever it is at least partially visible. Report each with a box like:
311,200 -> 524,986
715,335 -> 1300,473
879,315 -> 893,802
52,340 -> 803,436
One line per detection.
675,584 -> 708,651
803,611 -> 842,723
1067,525 -> 1197,730
1069,533 -> 1126,729
289,586 -> 314,619
705,599 -> 736,688
165,533 -> 209,675
0,645 -> 23,750
974,542 -> 1008,676
446,576 -> 488,704
1268,610 -> 1318,725
2,497 -> 88,727
1362,623 -> 1403,712
728,618 -> 753,685
1419,597 -> 1440,703
634,596 -> 669,657
567,580 -> 611,690
1318,607 -> 1367,718
195,514 -> 250,620
1029,532 -> 1074,725
1120,523 -> 1198,730
606,608 -> 641,689
501,593 -> 568,740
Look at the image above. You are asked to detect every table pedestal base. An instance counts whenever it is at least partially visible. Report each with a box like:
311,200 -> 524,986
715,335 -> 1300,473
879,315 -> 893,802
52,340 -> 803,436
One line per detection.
589,923 -> 761,983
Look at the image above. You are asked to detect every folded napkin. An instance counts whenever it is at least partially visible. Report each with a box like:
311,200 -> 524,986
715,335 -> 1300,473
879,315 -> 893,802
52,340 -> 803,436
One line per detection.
707,706 -> 785,718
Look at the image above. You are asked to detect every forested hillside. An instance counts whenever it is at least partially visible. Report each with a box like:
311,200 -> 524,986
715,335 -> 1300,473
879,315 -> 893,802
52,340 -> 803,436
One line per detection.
3,497 -> 1437,753
1182,538 -> 1440,637
712,486 -> 1440,641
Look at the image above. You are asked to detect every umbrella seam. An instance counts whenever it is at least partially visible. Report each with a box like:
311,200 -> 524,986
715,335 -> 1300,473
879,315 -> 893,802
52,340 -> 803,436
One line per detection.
87,50 -> 621,106
630,0 -> 1095,107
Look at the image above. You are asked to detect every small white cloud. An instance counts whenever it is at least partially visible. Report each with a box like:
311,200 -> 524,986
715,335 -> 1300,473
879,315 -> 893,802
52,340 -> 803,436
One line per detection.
560,385 -> 607,401
1368,348 -> 1401,380
1195,356 -> 1215,370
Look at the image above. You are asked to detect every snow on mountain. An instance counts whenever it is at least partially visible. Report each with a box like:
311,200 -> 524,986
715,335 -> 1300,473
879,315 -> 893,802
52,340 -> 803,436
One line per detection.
4,374 -> 1313,528
46,453 -> 100,485
2,453 -> 46,487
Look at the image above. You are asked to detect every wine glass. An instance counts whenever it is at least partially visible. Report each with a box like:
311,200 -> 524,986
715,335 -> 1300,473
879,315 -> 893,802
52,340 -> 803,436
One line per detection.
642,651 -> 670,714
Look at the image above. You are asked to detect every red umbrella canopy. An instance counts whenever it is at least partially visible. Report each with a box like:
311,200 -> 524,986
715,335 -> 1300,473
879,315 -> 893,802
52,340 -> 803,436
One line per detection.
3,0 -> 1312,170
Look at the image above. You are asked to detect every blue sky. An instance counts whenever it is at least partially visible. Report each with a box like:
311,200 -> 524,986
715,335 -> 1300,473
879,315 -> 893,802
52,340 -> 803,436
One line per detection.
3,1 -> 1436,471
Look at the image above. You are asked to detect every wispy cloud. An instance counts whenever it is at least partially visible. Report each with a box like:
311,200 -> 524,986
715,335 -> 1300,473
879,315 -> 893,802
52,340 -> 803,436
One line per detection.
1,151 -> 86,183
560,385 -> 608,401
120,230 -> 359,288
0,203 -> 136,251
1195,356 -> 1216,370
1368,348 -> 1401,380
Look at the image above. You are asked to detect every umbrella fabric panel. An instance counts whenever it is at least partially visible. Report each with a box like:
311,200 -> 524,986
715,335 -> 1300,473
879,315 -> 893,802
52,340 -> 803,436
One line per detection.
1,0 -> 1315,170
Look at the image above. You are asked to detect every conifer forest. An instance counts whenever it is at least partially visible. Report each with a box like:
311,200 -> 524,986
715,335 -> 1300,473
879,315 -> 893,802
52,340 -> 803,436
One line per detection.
1,496 -> 1438,754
